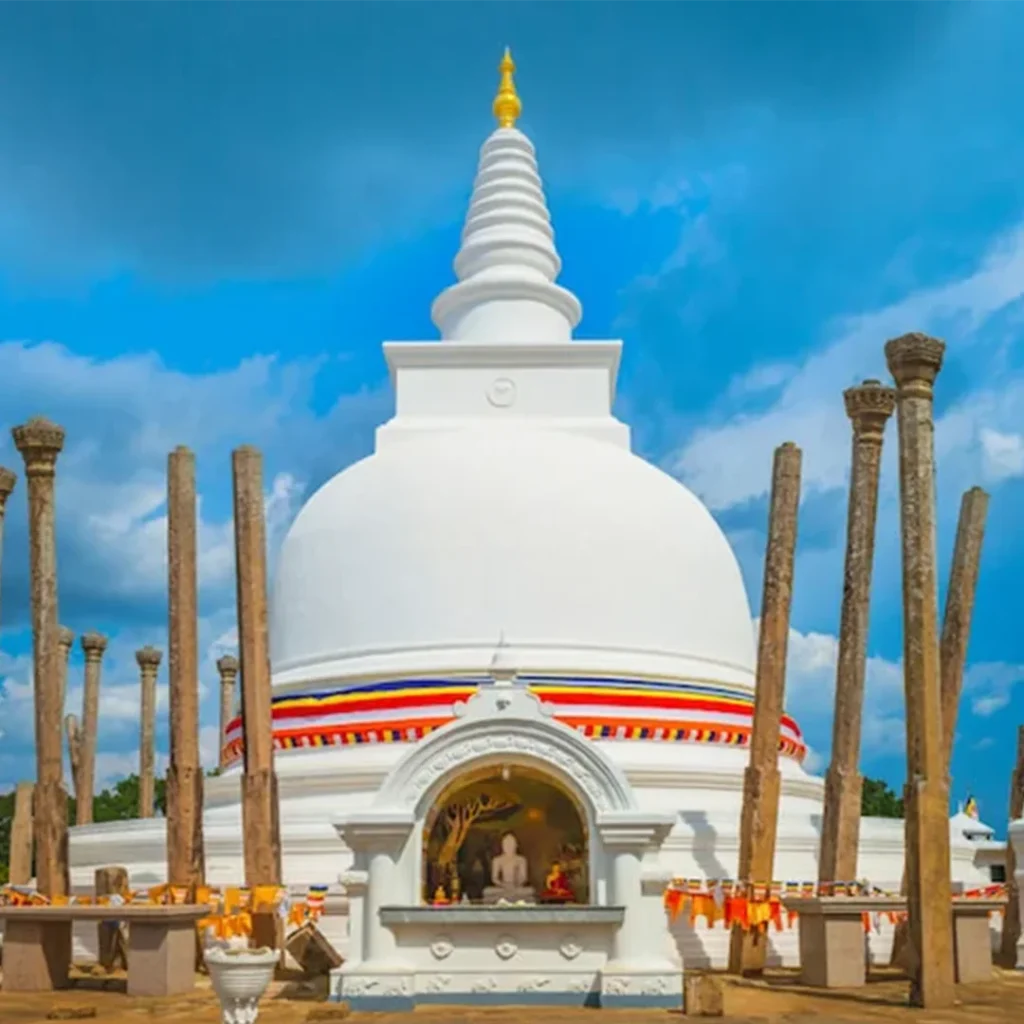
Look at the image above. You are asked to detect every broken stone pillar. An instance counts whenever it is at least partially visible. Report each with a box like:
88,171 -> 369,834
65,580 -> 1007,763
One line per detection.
12,417 -> 68,898
57,625 -> 73,715
65,713 -> 82,801
166,446 -> 204,890
95,865 -> 129,971
939,487 -> 989,769
1001,726 -> 1024,965
885,332 -> 955,1009
728,441 -> 802,976
8,780 -> 35,885
136,646 -> 162,819
818,380 -> 895,885
0,466 -> 17,632
75,632 -> 107,825
216,654 -> 239,771
232,446 -> 282,949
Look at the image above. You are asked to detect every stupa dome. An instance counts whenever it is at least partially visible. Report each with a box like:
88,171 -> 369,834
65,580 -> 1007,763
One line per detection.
269,425 -> 757,690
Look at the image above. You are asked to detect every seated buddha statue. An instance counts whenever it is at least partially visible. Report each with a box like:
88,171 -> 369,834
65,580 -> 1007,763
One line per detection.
541,861 -> 575,903
482,832 -> 536,904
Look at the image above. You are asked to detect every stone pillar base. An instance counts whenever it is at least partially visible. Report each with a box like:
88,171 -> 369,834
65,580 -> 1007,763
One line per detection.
1,919 -> 72,992
952,908 -> 995,984
126,919 -> 198,997
798,911 -> 866,988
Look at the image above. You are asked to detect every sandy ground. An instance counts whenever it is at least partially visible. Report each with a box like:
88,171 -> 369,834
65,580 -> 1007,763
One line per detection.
0,966 -> 1022,1022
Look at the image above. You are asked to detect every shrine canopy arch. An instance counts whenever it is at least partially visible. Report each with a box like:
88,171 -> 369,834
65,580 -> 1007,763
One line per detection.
371,679 -> 638,822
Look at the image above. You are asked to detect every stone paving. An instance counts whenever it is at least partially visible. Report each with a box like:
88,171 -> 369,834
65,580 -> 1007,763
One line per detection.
0,967 -> 1022,1022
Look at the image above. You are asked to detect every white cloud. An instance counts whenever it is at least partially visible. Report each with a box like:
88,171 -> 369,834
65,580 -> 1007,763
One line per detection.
752,619 -> 906,760
979,427 -> 1024,483
669,220 -> 1024,511
780,619 -> 1024,765
965,661 -> 1024,718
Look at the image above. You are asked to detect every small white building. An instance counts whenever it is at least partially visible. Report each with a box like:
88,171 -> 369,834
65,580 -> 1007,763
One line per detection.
949,803 -> 1007,886
67,56 -> 994,1009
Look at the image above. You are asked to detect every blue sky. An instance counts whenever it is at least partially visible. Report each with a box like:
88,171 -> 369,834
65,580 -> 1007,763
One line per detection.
0,2 -> 1022,832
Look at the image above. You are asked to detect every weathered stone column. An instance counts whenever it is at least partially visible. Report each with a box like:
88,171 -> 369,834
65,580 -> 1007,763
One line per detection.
1001,726 -> 1024,965
0,466 -> 16,633
75,631 -> 107,825
136,646 -> 162,819
12,417 -> 68,898
8,780 -> 35,885
65,713 -> 81,800
728,441 -> 802,976
217,654 -> 239,771
58,625 -> 73,714
166,446 -> 204,890
885,332 -> 955,1009
818,381 -> 895,885
939,487 -> 989,769
232,446 -> 282,952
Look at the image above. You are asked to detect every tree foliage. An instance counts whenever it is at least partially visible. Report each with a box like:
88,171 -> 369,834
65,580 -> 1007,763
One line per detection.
861,776 -> 904,819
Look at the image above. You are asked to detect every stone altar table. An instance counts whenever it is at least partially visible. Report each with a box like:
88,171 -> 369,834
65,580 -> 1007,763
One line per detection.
0,904 -> 211,996
784,896 -> 1006,988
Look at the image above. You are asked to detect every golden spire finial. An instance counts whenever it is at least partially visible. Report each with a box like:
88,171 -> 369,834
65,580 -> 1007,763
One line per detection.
493,47 -> 522,129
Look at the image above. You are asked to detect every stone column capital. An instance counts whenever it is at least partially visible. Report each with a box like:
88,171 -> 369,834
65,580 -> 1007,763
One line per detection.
0,465 -> 17,507
884,332 -> 945,394
136,645 -> 163,671
216,654 -> 239,682
80,631 -> 108,660
12,418 -> 66,477
844,379 -> 896,442
58,626 -> 75,658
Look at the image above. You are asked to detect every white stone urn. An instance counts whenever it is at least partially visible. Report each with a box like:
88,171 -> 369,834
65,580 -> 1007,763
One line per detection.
205,946 -> 278,1024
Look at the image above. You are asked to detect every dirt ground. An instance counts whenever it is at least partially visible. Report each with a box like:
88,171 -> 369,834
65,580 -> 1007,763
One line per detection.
0,966 -> 1022,1022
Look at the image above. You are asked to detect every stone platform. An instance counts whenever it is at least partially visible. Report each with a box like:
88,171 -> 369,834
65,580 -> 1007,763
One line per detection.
333,904 -> 682,1011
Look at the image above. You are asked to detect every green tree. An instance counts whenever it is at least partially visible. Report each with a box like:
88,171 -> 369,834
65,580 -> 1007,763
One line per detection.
861,777 -> 904,818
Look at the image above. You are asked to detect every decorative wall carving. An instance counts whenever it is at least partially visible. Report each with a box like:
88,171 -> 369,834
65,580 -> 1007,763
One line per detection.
343,975 -> 413,997
494,934 -> 519,960
559,934 -> 583,960
406,733 -> 611,811
429,934 -> 454,960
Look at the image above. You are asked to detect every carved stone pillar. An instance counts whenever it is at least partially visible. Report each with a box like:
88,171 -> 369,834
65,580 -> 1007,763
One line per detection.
136,646 -> 162,819
885,332 -> 955,1009
76,632 -> 108,825
58,626 -> 73,714
232,446 -> 281,893
729,442 -> 802,976
8,780 -> 34,885
12,417 -> 67,898
166,446 -> 204,889
216,654 -> 239,771
818,381 -> 895,885
939,487 -> 989,769
0,466 -> 17,634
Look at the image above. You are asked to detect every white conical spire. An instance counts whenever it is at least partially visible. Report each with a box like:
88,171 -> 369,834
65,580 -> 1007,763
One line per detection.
430,50 -> 583,344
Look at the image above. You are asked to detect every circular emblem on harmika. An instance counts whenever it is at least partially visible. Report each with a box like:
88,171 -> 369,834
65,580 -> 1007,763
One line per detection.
487,377 -> 517,408
430,934 -> 455,960
559,934 -> 582,960
494,934 -> 518,960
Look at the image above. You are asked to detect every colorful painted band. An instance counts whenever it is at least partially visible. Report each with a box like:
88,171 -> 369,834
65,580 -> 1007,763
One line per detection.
221,673 -> 807,766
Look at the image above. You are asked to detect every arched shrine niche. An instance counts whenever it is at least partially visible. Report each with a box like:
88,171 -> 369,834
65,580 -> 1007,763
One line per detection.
422,762 -> 589,905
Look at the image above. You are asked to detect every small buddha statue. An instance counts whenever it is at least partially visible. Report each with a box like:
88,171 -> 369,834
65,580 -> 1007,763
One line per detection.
482,832 -> 536,904
541,861 -> 574,903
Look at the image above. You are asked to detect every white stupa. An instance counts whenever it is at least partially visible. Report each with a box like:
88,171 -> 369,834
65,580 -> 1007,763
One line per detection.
69,51 -> 993,1008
